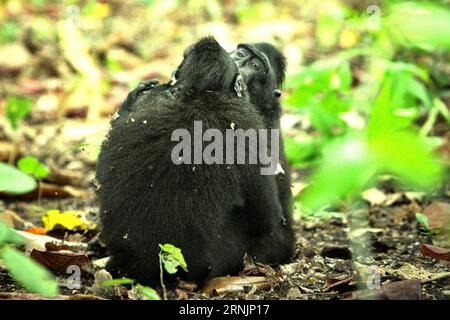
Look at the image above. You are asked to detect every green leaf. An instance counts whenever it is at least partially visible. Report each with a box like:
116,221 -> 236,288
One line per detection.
17,156 -> 50,180
0,246 -> 59,296
5,97 -> 32,130
137,285 -> 161,300
159,243 -> 188,274
0,21 -> 19,44
387,2 -> 450,50
101,277 -> 135,287
369,130 -> 443,188
404,77 -> 430,108
0,162 -> 37,195
337,61 -> 352,91
0,220 -> 25,245
433,98 -> 450,124
301,134 -> 376,210
415,213 -> 429,230
284,137 -> 320,166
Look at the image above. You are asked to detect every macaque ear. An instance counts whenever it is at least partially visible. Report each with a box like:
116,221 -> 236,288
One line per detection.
170,68 -> 180,85
274,89 -> 282,99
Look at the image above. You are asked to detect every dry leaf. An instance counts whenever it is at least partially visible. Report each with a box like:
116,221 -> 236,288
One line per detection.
423,201 -> 450,229
31,249 -> 94,274
343,280 -> 421,300
0,141 -> 15,162
420,244 -> 450,263
0,210 -> 32,229
202,276 -> 270,296
17,230 -> 87,254
361,188 -> 387,206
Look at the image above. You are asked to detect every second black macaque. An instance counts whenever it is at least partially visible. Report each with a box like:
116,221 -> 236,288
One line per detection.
229,42 -> 294,229
96,37 -> 294,286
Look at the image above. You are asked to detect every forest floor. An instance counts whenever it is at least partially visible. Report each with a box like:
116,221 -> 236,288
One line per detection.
0,0 -> 449,300
0,118 -> 449,300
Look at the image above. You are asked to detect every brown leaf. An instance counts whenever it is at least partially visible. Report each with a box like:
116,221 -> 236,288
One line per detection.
17,231 -> 87,254
382,280 -> 422,300
0,210 -> 32,229
0,292 -> 105,300
423,201 -> 450,229
45,242 -> 71,251
420,244 -> 450,263
202,276 -> 270,296
30,249 -> 94,274
0,141 -> 16,162
343,280 -> 421,300
324,276 -> 355,292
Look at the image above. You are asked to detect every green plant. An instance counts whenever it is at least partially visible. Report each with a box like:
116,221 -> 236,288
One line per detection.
17,156 -> 50,180
0,21 -> 19,44
101,277 -> 160,300
18,156 -> 50,207
5,97 -> 32,130
159,243 -> 187,300
285,1 -> 448,213
0,220 -> 59,296
0,162 -> 37,195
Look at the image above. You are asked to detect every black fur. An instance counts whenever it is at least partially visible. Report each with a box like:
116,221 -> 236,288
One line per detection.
96,37 -> 294,286
231,42 -> 293,228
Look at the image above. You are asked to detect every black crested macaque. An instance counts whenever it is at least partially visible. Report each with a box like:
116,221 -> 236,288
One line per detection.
96,37 -> 294,286
230,43 -> 294,233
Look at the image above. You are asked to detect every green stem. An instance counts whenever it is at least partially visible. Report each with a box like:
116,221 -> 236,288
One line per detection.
159,254 -> 167,300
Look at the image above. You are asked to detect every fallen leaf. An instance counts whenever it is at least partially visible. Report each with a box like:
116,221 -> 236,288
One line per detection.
384,263 -> 450,282
343,280 -> 421,300
423,201 -> 450,229
31,249 -> 94,274
42,209 -> 96,232
202,276 -> 270,296
420,244 -> 450,263
383,193 -> 404,206
0,141 -> 16,162
45,242 -> 70,251
361,188 -> 387,206
1,210 -> 32,229
24,227 -> 47,235
0,182 -> 89,199
324,276 -> 355,292
16,231 -> 87,254
0,292 -> 105,300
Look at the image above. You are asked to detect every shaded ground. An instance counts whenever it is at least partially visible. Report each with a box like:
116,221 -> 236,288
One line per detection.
0,119 -> 449,300
0,0 -> 449,300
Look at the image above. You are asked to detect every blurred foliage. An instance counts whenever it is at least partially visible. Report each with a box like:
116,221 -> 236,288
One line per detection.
17,156 -> 49,180
0,0 -> 448,213
0,162 -> 37,195
0,220 -> 59,296
101,277 -> 161,300
284,1 -> 449,211
5,97 -> 31,130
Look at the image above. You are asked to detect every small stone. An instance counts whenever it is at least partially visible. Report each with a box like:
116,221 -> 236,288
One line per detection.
286,287 -> 302,299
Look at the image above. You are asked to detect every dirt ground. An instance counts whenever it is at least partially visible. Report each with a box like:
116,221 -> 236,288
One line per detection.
0,118 -> 449,300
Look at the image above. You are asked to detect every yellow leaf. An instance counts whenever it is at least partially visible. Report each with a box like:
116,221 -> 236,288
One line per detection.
42,209 -> 96,232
